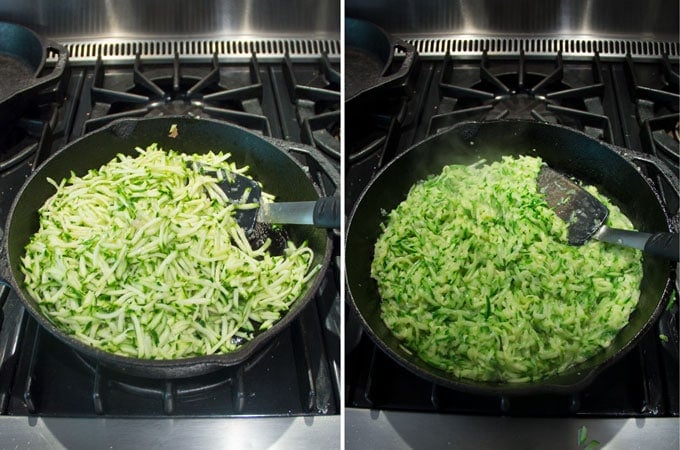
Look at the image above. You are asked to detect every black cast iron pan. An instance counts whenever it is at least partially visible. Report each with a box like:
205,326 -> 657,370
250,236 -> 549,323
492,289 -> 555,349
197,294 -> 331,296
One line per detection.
345,17 -> 417,104
0,22 -> 68,124
346,119 -> 677,395
1,116 -> 332,378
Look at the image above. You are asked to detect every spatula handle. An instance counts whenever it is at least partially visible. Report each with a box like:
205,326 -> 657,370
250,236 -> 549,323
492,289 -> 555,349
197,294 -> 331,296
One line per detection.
597,227 -> 679,261
643,232 -> 679,261
259,197 -> 340,228
313,196 -> 340,229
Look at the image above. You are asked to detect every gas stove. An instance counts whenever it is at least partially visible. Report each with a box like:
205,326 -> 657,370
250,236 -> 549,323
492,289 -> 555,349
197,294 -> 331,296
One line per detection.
0,39 -> 340,447
346,38 -> 679,449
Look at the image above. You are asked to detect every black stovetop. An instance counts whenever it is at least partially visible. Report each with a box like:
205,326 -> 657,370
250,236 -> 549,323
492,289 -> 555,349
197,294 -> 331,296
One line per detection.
346,50 -> 679,418
0,52 -> 340,417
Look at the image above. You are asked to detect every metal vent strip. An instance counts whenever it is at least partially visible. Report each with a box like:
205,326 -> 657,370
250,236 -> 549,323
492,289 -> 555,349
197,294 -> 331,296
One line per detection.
405,37 -> 679,59
50,38 -> 340,63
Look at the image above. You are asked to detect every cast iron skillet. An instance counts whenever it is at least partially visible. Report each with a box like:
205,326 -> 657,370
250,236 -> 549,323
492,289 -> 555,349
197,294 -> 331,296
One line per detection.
0,22 -> 68,124
1,116 -> 333,378
346,119 -> 677,395
345,17 -> 417,104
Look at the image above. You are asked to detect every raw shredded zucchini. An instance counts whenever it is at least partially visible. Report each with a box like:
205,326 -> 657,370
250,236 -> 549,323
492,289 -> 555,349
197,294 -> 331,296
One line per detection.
371,155 -> 642,383
21,144 -> 320,359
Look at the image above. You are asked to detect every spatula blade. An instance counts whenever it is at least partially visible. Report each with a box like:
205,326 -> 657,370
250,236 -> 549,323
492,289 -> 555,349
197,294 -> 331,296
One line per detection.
190,161 -> 262,232
537,166 -> 609,246
213,170 -> 262,232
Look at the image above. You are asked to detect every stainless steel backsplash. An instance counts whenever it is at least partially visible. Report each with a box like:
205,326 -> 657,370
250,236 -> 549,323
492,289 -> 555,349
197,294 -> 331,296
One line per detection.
0,1 -> 675,60
346,0 -> 678,41
0,0 -> 340,40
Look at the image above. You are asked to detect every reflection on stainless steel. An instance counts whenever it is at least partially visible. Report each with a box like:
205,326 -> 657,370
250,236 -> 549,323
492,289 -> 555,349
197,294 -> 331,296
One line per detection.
346,0 -> 679,41
0,416 -> 340,449
0,0 -> 340,40
346,409 -> 679,450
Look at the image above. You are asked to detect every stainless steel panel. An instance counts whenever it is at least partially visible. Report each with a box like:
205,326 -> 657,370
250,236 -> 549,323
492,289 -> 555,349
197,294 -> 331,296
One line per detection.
0,416 -> 340,449
346,0 -> 679,42
56,37 -> 340,64
346,409 -> 680,450
0,0 -> 340,40
405,36 -> 679,59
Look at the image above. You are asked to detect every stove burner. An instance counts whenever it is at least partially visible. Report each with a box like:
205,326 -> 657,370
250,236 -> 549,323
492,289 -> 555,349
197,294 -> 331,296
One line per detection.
431,51 -> 613,141
85,53 -> 271,135
453,73 -> 583,126
145,98 -> 206,118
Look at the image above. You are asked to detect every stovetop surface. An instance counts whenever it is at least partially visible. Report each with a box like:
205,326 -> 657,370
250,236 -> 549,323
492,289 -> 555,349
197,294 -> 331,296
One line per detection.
0,53 -> 341,419
346,51 -> 679,419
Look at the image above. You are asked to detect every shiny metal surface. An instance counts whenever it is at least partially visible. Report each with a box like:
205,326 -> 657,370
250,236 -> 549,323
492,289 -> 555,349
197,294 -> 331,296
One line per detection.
405,36 -> 678,58
6,0 -> 341,63
345,0 -> 679,59
55,38 -> 340,64
347,0 -> 679,41
0,0 -> 340,40
259,202 -> 316,225
345,409 -> 680,450
0,416 -> 340,449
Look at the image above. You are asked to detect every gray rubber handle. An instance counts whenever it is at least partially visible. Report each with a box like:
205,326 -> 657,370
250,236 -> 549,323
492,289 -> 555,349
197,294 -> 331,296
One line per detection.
313,196 -> 340,229
643,232 -> 679,261
596,227 -> 679,261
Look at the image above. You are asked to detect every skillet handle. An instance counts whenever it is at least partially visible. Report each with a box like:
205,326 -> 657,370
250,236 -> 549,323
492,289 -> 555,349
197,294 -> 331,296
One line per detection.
378,39 -> 417,86
313,196 -> 341,229
36,42 -> 68,85
628,153 -> 679,196
623,152 -> 679,234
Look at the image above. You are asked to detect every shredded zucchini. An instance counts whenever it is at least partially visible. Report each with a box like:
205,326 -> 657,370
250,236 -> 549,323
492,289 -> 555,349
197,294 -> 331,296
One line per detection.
21,144 -> 320,359
372,155 -> 642,383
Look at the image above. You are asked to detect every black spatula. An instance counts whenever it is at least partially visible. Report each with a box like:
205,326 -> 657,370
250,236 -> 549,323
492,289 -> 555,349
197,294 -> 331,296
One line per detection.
538,166 -> 678,261
210,167 -> 340,232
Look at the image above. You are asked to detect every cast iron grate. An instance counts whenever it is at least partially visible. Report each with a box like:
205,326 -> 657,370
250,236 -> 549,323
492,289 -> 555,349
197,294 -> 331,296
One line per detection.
624,53 -> 680,173
8,284 -> 336,417
283,53 -> 341,159
346,329 -> 671,417
83,53 -> 270,135
430,50 -> 613,141
0,64 -> 69,172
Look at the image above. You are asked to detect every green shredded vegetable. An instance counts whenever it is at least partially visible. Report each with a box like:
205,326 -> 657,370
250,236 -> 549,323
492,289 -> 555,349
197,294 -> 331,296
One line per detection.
577,425 -> 588,446
21,144 -> 320,359
371,155 -> 642,383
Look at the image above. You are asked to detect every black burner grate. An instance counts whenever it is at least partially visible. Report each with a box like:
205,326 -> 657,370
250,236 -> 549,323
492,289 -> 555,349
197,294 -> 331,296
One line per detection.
83,53 -> 270,135
431,51 -> 613,140
625,53 -> 680,174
